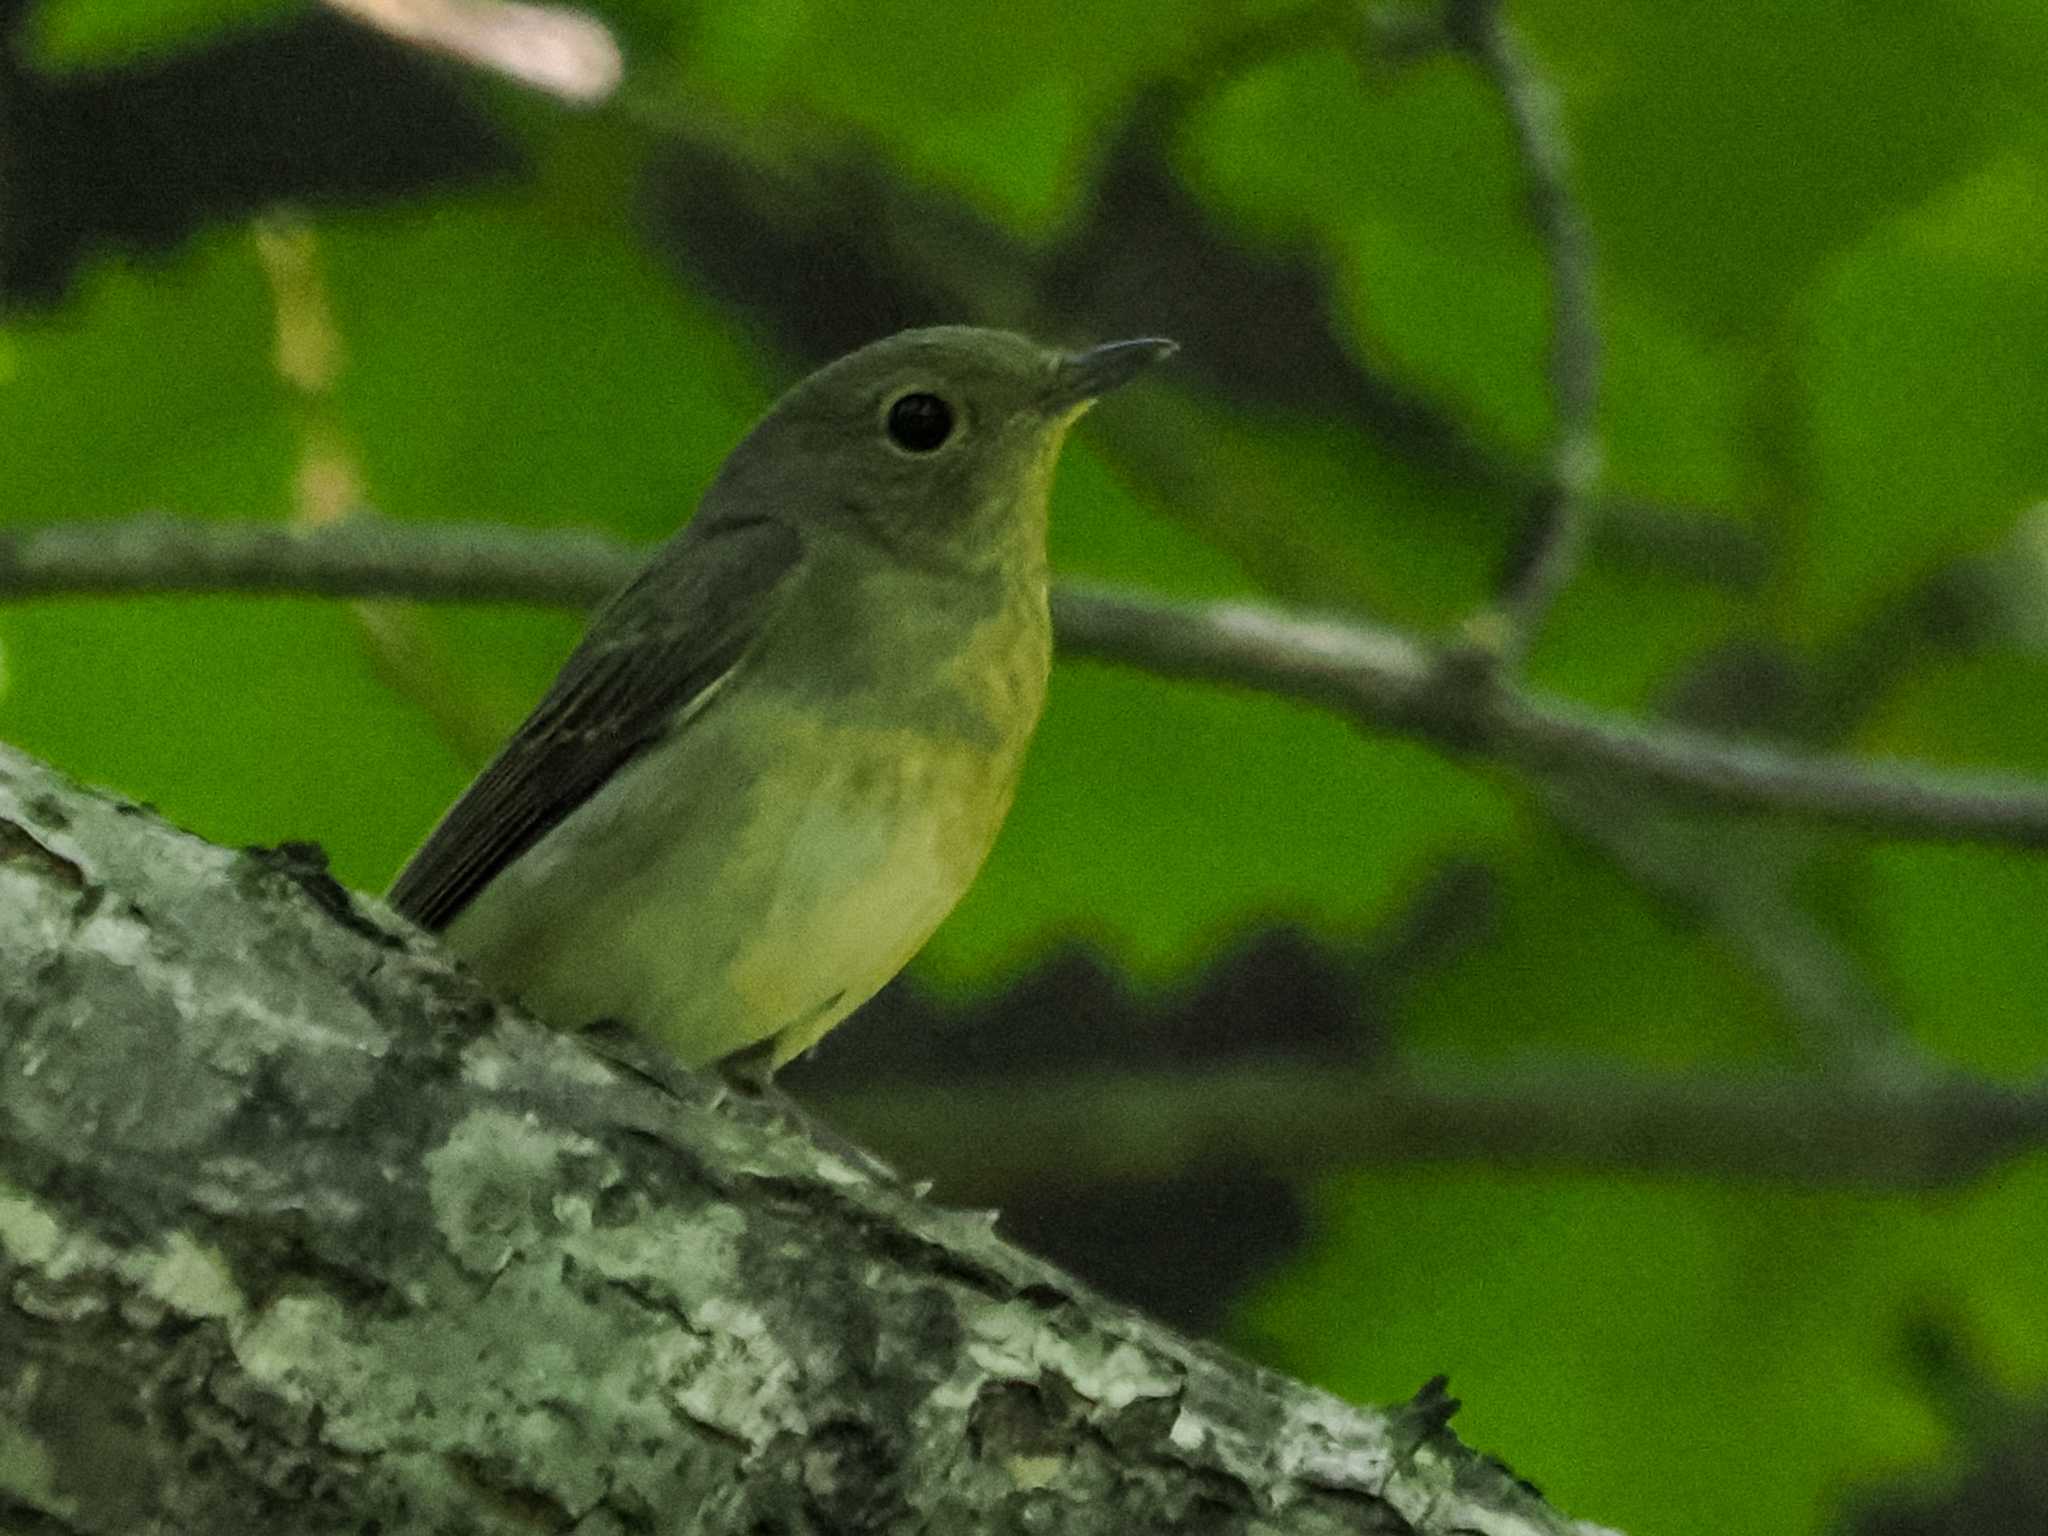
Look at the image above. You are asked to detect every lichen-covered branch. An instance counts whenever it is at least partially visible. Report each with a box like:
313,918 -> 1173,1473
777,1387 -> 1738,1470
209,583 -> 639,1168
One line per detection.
0,743 -> 1608,1536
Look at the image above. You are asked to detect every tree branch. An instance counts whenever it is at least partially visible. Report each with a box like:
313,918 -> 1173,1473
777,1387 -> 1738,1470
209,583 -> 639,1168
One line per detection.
6,515 -> 2048,850
0,513 -> 634,607
1057,584 -> 2048,848
811,1060 -> 2048,1203
0,742 -> 1609,1535
1449,0 -> 1602,663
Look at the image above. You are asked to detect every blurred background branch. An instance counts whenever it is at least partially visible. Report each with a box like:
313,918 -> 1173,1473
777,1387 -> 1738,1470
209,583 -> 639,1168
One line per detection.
8,514 -> 2045,847
1447,0 -> 1602,667
808,1058 -> 2048,1202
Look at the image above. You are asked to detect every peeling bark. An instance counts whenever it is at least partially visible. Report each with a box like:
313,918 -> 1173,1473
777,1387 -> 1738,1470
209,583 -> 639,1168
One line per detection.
0,744 -> 1612,1535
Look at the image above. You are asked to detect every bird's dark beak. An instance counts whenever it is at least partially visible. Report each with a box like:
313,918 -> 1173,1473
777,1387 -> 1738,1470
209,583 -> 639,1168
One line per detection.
1049,336 -> 1178,410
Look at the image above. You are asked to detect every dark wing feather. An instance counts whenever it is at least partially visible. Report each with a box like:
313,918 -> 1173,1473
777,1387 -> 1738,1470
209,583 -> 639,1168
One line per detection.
389,515 -> 803,932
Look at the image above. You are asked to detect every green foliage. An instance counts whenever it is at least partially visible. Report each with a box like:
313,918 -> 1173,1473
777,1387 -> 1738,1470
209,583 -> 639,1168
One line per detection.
1526,0 -> 2001,342
6,3 -> 2048,1534
28,0 -> 296,68
1799,157 -> 2048,638
1189,49 -> 1547,448
1249,1169 -> 2029,1534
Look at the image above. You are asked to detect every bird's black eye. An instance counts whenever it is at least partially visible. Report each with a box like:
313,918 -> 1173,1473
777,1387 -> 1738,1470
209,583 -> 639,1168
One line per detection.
886,392 -> 954,453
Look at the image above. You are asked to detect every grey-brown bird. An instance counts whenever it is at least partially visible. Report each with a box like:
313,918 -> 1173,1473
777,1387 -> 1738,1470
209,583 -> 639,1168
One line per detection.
390,326 -> 1175,1072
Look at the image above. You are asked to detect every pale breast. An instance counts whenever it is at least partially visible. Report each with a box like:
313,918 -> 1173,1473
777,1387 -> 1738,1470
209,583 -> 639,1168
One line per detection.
751,577 -> 1050,1062
446,573 -> 1051,1070
730,730 -> 1020,1064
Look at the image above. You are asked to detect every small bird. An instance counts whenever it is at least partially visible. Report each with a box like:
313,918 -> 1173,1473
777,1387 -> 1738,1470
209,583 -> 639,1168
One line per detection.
390,326 -> 1175,1074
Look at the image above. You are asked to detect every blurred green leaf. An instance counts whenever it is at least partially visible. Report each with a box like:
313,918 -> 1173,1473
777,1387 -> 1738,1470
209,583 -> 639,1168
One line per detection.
1525,0 -> 1999,342
0,235 -> 343,856
1857,651 -> 2048,1076
1102,388 -> 1503,626
1247,1171 -> 1971,1536
1401,821 -> 1783,1064
1596,285 -> 1750,514
1866,839 -> 2048,1077
1861,650 -> 2048,778
29,0 -> 297,68
1793,157 -> 2048,639
679,0 -> 1233,231
1185,49 -> 1543,455
324,120 -> 768,544
0,234 -> 291,518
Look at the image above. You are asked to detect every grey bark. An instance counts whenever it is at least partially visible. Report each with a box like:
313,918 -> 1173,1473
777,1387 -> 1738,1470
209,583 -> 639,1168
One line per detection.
0,743 -> 1613,1536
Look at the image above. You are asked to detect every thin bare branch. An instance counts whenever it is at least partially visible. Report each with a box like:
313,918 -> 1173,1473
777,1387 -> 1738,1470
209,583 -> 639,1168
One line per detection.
1449,0 -> 1602,664
1057,583 -> 2048,849
809,1061 -> 2048,1202
6,516 -> 2048,850
0,514 -> 636,607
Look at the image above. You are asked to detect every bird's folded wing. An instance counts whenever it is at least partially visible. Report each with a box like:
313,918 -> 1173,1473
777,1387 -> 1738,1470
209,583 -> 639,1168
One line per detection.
388,515 -> 804,932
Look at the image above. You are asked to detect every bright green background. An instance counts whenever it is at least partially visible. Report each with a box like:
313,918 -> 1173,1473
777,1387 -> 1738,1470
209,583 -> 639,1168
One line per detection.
9,3 -> 2048,1533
